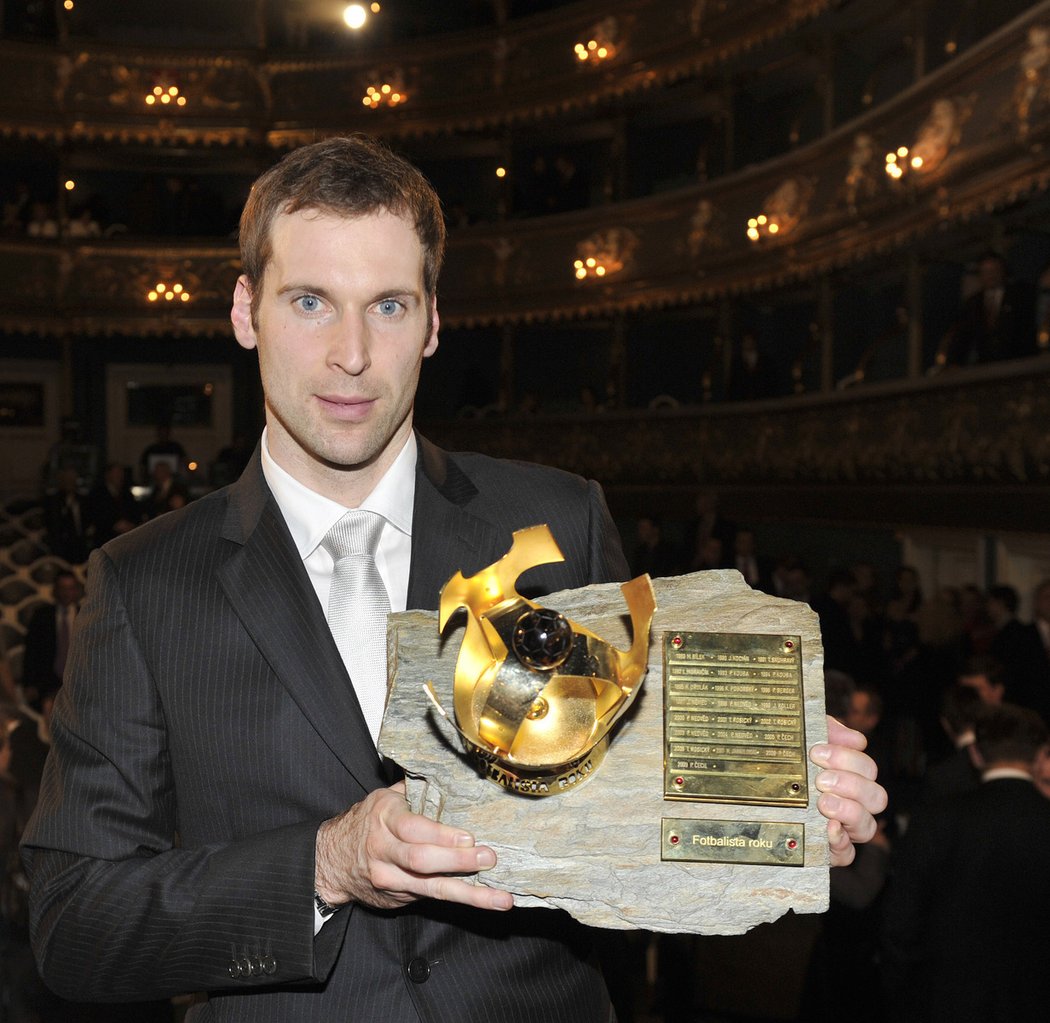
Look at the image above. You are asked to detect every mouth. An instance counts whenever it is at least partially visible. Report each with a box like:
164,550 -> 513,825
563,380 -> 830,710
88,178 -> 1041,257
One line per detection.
317,394 -> 376,421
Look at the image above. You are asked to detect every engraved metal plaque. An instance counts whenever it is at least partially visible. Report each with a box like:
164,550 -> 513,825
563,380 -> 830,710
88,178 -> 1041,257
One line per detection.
661,819 -> 806,867
663,632 -> 807,806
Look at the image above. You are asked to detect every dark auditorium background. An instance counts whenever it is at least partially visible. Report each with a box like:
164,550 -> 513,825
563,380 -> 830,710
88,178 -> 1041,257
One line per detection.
3,1 -> 1050,1021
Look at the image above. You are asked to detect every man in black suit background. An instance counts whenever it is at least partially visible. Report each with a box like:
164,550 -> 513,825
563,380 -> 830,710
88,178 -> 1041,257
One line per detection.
22,136 -> 884,1022
948,251 -> 1036,365
85,460 -> 142,547
882,702 -> 1050,1022
20,569 -> 82,706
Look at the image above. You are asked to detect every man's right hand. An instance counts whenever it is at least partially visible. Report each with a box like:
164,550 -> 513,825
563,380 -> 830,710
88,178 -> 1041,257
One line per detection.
314,781 -> 514,912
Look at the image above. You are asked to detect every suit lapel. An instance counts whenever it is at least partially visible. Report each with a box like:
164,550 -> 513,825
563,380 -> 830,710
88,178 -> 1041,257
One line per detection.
216,455 -> 386,793
407,436 -> 503,611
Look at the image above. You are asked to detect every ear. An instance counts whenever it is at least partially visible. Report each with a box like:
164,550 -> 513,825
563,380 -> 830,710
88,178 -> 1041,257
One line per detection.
423,297 -> 440,359
231,275 -> 258,351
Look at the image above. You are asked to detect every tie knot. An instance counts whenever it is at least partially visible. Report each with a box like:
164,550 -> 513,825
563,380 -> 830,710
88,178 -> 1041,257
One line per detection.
322,509 -> 385,562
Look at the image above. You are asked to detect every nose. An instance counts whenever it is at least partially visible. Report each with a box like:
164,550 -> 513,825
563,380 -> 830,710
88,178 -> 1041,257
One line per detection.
327,312 -> 370,375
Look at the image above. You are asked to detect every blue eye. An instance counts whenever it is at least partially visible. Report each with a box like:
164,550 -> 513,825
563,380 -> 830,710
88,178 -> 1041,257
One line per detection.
296,294 -> 322,313
377,299 -> 402,317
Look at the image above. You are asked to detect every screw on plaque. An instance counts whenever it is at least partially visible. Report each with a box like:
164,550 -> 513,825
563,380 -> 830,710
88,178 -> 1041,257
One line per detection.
671,635 -> 684,649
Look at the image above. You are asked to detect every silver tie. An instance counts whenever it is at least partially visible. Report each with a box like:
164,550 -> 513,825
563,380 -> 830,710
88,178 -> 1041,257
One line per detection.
321,510 -> 391,744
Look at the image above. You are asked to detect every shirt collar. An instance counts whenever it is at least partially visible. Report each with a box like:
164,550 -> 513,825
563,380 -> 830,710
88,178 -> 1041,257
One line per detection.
260,428 -> 416,561
982,767 -> 1034,783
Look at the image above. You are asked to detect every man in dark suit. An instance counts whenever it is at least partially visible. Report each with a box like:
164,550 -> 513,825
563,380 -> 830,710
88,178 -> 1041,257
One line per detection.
987,584 -> 1047,718
20,569 -> 82,705
22,136 -> 884,1022
85,460 -> 141,547
42,466 -> 88,564
947,251 -> 1036,365
1019,577 -> 1050,724
882,703 -> 1050,1022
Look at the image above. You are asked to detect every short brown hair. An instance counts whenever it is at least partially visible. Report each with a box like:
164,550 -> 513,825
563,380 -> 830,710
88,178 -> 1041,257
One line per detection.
975,703 -> 1048,766
238,135 -> 446,321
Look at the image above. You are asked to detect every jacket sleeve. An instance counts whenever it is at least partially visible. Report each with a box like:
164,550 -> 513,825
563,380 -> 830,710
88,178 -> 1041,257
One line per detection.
20,548 -> 347,1002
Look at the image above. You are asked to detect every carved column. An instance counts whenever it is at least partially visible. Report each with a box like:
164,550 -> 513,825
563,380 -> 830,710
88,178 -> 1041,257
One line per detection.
722,76 -> 735,174
609,118 -> 628,203
821,32 -> 835,135
911,0 -> 927,81
906,252 -> 924,378
59,336 -> 74,420
499,323 -> 515,412
718,298 -> 734,398
608,314 -> 627,409
818,277 -> 834,393
253,0 -> 267,48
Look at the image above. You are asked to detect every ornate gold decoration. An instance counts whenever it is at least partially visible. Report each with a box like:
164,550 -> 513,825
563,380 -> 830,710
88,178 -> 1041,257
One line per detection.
748,177 -> 814,241
1015,25 -> 1050,140
841,132 -> 880,211
687,199 -> 724,257
573,227 -> 637,280
425,524 -> 655,795
574,17 -> 621,64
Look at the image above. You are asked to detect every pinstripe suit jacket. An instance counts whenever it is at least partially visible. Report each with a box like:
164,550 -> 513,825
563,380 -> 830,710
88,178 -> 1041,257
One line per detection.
22,435 -> 627,1022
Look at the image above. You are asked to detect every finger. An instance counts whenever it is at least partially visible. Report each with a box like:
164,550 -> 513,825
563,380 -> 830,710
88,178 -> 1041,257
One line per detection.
389,806 -> 482,850
417,874 -> 514,912
824,714 -> 867,751
809,741 -> 880,782
813,761 -> 887,814
816,786 -> 879,845
394,834 -> 502,880
826,819 -> 856,868
369,847 -> 513,911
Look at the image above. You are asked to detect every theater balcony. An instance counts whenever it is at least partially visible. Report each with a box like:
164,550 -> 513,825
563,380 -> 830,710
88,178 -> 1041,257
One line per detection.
1,0 -> 1048,556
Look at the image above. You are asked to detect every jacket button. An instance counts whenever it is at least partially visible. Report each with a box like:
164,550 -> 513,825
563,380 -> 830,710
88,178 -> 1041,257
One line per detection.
406,957 -> 431,984
227,961 -> 242,979
236,956 -> 251,979
261,955 -> 277,975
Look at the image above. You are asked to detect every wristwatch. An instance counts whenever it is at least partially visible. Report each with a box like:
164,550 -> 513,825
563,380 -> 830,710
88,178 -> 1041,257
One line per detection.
314,890 -> 340,919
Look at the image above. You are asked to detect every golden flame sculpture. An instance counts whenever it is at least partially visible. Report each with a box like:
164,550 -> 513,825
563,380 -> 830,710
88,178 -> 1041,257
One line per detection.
425,524 -> 655,796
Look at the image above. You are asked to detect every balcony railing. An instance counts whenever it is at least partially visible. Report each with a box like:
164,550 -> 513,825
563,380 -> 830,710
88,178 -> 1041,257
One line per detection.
422,355 -> 1050,532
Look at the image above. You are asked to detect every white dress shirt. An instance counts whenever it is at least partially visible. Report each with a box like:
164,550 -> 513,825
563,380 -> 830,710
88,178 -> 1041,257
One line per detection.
260,428 -> 416,616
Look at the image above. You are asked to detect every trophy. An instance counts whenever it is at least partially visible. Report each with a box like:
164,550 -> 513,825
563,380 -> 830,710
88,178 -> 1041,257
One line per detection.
379,525 -> 829,934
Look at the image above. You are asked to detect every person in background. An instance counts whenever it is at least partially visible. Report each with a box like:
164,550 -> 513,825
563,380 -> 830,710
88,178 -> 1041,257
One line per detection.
920,684 -> 983,803
630,514 -> 679,578
43,467 -> 88,564
883,703 -> 1050,1022
20,570 -> 82,708
138,422 -> 186,481
86,462 -> 141,548
947,251 -> 1036,365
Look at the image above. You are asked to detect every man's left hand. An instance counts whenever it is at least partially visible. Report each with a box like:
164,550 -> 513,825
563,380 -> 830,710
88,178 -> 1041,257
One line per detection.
809,715 -> 888,866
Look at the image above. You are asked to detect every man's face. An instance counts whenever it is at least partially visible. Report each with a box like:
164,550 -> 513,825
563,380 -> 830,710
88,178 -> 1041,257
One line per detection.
232,209 -> 439,501
54,575 -> 82,607
845,692 -> 879,736
959,672 -> 1004,705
